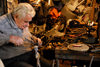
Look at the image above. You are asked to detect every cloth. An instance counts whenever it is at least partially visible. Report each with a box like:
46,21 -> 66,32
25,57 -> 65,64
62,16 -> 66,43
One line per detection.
2,51 -> 36,67
0,59 -> 4,67
49,8 -> 61,19
2,51 -> 53,67
0,13 -> 33,59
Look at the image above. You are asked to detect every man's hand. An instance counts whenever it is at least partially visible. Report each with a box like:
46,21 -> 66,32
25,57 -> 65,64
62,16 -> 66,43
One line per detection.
9,35 -> 24,46
37,38 -> 42,47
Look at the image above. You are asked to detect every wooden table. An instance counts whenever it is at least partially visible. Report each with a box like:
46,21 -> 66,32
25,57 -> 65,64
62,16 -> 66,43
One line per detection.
55,49 -> 100,67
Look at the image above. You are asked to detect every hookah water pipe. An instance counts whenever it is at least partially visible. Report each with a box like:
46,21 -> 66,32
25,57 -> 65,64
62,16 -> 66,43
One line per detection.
34,45 -> 41,67
25,38 -> 41,67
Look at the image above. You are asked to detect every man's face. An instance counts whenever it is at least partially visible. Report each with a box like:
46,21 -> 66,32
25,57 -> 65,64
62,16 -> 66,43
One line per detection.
15,14 -> 32,29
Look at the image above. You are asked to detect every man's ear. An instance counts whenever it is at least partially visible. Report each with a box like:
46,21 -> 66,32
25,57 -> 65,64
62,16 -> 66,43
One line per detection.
13,14 -> 18,19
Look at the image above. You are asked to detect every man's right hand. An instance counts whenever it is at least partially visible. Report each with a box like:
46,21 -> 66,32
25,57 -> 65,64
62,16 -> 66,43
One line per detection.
9,36 -> 24,46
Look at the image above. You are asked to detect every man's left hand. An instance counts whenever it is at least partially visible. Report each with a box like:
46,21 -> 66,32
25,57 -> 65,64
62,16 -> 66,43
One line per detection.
37,38 -> 42,47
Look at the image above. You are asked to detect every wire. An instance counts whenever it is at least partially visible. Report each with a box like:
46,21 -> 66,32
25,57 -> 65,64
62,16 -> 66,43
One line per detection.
89,56 -> 94,67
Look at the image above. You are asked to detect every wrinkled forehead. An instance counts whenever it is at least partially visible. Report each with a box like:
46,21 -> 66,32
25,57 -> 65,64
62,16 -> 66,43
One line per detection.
22,14 -> 32,21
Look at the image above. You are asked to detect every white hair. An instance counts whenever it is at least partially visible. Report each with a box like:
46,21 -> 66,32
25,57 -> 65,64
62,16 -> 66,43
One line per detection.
12,3 -> 36,19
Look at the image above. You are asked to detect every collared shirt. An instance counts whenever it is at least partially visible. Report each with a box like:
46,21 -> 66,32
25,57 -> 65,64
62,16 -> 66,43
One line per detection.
0,13 -> 32,59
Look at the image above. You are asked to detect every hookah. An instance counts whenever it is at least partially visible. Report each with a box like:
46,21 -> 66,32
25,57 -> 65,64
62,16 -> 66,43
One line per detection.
34,45 -> 41,67
25,38 -> 41,67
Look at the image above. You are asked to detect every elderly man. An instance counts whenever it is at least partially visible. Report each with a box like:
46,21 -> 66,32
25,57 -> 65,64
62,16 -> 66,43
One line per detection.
0,3 -> 42,67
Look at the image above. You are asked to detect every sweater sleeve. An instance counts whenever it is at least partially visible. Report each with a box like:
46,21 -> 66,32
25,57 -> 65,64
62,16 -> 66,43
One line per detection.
0,33 -> 9,46
0,15 -> 10,46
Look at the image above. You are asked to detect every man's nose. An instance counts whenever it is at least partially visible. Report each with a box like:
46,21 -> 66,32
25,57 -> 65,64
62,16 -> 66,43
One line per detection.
26,23 -> 29,27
